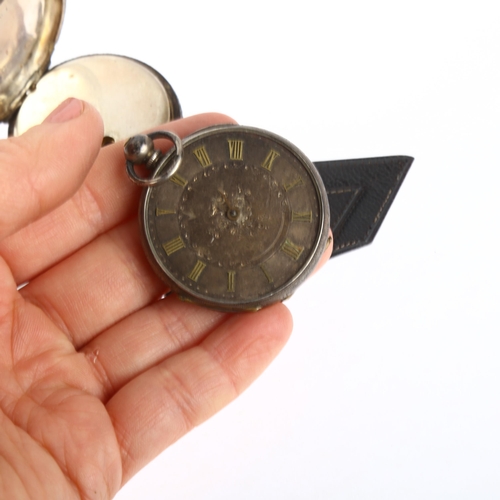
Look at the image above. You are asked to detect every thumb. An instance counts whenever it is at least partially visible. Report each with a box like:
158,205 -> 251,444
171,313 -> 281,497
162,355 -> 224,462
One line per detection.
0,98 -> 104,241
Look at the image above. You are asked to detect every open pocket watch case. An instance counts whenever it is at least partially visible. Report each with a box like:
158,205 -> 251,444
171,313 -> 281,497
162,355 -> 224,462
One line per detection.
0,0 -> 181,143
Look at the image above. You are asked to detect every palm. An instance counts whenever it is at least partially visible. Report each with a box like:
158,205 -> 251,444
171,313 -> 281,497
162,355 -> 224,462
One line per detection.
0,290 -> 121,497
0,108 -> 311,499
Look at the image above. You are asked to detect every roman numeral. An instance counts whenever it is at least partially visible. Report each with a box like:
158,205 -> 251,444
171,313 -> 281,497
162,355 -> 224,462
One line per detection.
169,173 -> 187,187
228,140 -> 244,160
259,264 -> 273,283
281,239 -> 304,260
193,146 -> 212,167
227,271 -> 236,292
163,236 -> 185,256
292,211 -> 312,223
284,176 -> 304,191
156,208 -> 176,216
188,260 -> 206,282
261,149 -> 280,171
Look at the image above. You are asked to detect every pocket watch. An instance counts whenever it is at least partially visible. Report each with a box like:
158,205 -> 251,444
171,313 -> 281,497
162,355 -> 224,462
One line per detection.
2,0 -> 413,311
124,126 -> 413,312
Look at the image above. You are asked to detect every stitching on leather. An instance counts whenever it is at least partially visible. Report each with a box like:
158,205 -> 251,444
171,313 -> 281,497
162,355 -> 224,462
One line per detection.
336,240 -> 359,250
327,188 -> 354,194
373,188 -> 393,225
326,187 -> 357,228
329,163 -> 405,249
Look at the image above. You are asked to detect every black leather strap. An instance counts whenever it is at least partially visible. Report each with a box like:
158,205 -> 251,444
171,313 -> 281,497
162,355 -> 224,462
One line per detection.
314,156 -> 413,258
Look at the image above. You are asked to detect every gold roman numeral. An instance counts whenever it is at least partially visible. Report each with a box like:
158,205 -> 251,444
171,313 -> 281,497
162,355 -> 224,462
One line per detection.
193,146 -> 212,167
261,149 -> 280,171
227,271 -> 236,292
281,239 -> 304,260
259,264 -> 273,283
188,260 -> 206,282
156,208 -> 176,216
163,236 -> 185,256
292,211 -> 312,223
228,140 -> 244,160
169,173 -> 187,187
284,176 -> 304,191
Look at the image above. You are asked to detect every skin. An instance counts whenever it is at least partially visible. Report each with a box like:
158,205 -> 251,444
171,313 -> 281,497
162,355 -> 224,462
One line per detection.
0,100 -> 332,499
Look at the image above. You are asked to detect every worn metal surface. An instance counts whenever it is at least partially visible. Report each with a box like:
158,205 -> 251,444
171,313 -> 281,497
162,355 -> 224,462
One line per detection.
139,125 -> 330,312
0,0 -> 64,121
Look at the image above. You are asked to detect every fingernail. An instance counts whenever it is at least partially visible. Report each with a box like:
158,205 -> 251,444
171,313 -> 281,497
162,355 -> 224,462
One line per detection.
44,98 -> 84,124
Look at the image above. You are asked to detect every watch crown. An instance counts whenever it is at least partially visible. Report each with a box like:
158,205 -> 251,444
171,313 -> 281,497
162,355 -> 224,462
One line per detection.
124,134 -> 156,165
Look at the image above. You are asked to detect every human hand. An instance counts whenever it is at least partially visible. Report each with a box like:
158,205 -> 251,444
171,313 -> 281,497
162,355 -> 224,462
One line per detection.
0,100 -> 332,499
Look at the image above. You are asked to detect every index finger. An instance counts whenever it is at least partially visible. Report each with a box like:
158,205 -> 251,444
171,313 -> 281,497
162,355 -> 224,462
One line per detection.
0,113 -> 237,284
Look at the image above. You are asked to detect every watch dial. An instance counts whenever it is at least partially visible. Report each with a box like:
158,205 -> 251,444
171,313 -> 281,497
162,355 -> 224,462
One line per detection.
140,125 -> 329,311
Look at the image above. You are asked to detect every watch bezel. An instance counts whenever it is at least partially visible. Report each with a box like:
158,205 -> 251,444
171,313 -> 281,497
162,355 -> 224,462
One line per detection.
139,124 -> 330,312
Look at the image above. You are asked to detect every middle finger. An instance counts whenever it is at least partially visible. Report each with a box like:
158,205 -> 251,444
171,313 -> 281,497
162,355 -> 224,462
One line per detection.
20,217 -> 164,347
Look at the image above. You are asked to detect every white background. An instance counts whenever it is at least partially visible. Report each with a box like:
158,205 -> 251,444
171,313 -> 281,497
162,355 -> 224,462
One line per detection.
2,1 -> 500,498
